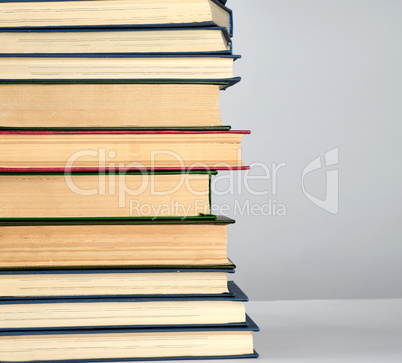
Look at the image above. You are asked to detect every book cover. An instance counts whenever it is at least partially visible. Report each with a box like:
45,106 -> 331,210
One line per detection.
0,130 -> 250,172
0,77 -> 240,90
0,315 -> 260,336
0,214 -> 235,226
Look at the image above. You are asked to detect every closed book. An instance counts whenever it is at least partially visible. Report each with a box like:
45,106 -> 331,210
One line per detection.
0,54 -> 240,83
0,83 -> 229,129
0,171 -> 213,219
0,130 -> 249,170
0,27 -> 231,55
0,265 -> 236,300
0,215 -> 235,269
0,318 -> 259,362
0,0 -> 233,36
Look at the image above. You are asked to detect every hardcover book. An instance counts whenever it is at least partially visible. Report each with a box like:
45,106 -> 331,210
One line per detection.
0,265 -> 236,300
0,130 -> 249,170
0,27 -> 232,55
0,0 -> 234,36
0,54 -> 240,82
0,215 -> 235,268
0,83 -> 236,129
0,318 -> 259,362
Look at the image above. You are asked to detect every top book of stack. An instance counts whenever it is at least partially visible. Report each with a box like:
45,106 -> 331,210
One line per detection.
0,0 -> 233,36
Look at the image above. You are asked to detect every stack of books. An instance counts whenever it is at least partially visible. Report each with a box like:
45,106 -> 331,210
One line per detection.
0,0 -> 259,362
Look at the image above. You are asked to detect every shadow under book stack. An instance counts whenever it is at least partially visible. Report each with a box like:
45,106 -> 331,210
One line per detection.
0,0 -> 259,361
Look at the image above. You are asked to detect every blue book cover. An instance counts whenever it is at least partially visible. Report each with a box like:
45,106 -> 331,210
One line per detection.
0,282 -> 252,332
0,315 -> 260,336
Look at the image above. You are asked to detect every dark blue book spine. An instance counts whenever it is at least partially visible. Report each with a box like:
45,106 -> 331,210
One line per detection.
0,352 -> 259,363
0,282 -> 248,304
0,316 -> 260,335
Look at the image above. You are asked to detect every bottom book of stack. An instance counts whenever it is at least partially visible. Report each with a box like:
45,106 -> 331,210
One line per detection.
0,322 -> 258,363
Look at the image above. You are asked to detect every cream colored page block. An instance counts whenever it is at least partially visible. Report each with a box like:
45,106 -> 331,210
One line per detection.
0,272 -> 229,297
0,84 -> 221,127
0,29 -> 229,54
0,332 -> 254,361
0,174 -> 210,218
0,57 -> 234,79
0,301 -> 246,328
0,224 -> 228,267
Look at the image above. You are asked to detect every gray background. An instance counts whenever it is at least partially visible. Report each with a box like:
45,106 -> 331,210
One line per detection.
215,0 -> 402,301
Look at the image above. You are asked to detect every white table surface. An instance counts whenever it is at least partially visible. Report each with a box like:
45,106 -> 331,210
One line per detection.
187,299 -> 402,363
